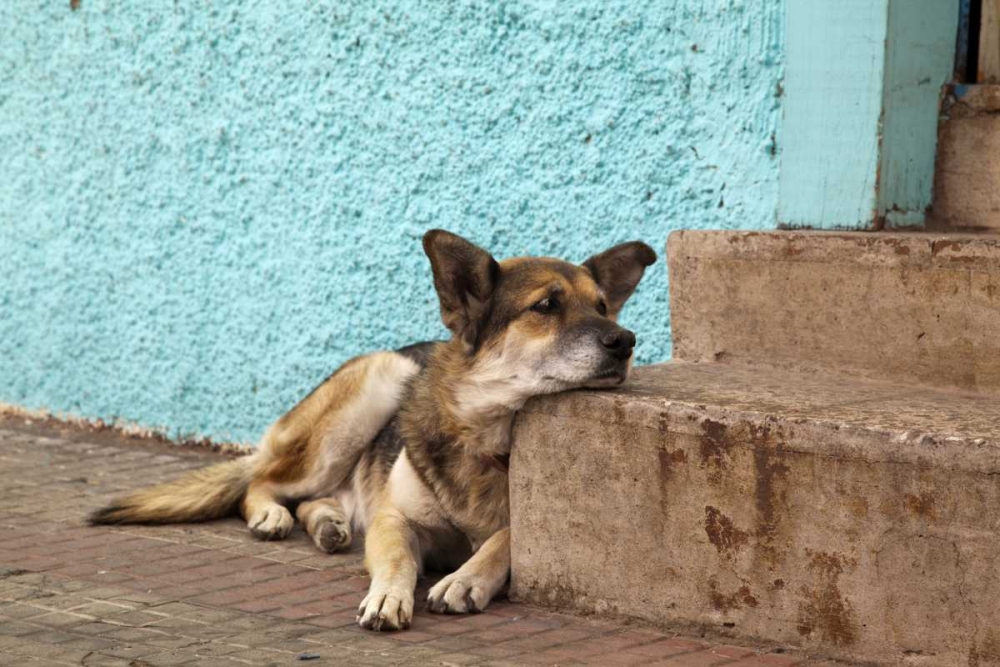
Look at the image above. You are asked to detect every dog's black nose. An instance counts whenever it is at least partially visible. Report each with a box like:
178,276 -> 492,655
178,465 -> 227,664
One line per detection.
600,328 -> 636,360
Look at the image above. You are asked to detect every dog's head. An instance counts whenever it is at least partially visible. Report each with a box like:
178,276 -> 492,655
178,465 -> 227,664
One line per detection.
423,229 -> 656,408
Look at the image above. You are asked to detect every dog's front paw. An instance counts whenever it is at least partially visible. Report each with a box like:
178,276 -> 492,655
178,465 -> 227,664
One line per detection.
357,583 -> 413,631
427,572 -> 494,614
248,505 -> 294,541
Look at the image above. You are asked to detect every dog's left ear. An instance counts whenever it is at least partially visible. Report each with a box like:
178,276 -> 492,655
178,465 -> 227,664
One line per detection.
582,241 -> 658,316
423,229 -> 500,350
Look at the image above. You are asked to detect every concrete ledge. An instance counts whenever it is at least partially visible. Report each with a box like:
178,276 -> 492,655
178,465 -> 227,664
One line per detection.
668,231 -> 1000,393
509,362 -> 1000,666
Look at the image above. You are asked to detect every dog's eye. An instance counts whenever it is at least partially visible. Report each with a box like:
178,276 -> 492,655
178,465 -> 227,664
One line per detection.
597,300 -> 608,316
531,297 -> 559,314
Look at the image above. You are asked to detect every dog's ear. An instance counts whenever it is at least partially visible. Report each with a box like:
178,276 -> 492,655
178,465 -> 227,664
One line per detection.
582,241 -> 657,316
423,230 -> 500,349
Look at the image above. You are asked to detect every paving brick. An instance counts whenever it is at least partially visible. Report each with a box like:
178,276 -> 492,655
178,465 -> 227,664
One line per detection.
657,647 -> 751,666
497,627 -> 594,651
5,638 -> 75,662
627,637 -> 711,659
728,654 -> 804,667
434,652 -> 485,665
74,654 -> 135,667
181,658 -> 240,667
578,651 -> 661,666
55,635 -> 117,652
23,611 -> 93,629
100,642 -> 164,660
708,644 -> 758,660
142,648 -> 207,665
70,601 -> 139,617
17,628 -> 79,646
188,641 -> 247,657
0,603 -> 49,620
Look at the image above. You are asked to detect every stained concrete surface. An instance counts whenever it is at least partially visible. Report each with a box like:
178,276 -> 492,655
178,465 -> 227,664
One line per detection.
935,85 -> 1000,230
510,361 -> 1000,666
668,231 -> 1000,394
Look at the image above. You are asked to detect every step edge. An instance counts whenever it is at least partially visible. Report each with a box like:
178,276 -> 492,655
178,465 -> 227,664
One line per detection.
518,370 -> 1000,475
667,229 -> 1000,269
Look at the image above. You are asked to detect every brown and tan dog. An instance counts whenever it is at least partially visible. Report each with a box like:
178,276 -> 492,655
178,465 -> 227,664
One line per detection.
89,230 -> 656,631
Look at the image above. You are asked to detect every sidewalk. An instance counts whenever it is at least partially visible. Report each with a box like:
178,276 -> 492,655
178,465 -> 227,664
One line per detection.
0,416 -> 835,667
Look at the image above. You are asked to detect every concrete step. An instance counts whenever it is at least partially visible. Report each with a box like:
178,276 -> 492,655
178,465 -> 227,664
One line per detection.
935,84 -> 1000,231
509,361 -> 1000,666
667,231 -> 1000,394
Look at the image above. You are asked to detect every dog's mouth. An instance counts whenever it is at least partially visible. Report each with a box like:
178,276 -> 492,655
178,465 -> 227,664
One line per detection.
540,365 -> 627,388
594,367 -> 626,380
585,364 -> 630,386
537,350 -> 633,389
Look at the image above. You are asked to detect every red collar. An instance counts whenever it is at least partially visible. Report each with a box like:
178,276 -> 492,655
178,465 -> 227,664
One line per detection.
480,453 -> 510,474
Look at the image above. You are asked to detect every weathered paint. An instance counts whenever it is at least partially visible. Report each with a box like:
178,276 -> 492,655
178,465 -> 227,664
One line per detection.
779,0 -> 887,229
0,1 -> 784,442
879,0 -> 959,227
779,0 -> 958,229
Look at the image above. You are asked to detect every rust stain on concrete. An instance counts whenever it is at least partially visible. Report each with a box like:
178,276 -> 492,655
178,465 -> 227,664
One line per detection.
698,419 -> 791,566
876,236 -> 912,256
657,411 -> 674,433
658,447 -> 687,481
698,418 -> 733,483
781,240 -> 806,257
704,506 -> 750,558
751,425 -> 790,565
970,631 -> 1000,667
931,238 -> 982,265
931,238 -> 968,256
797,550 -> 859,646
708,577 -> 759,612
847,496 -> 869,518
657,446 -> 687,516
904,492 -> 936,519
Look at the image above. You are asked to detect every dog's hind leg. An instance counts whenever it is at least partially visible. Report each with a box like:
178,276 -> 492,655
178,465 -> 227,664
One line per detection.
242,482 -> 294,540
296,497 -> 351,553
244,351 -> 421,543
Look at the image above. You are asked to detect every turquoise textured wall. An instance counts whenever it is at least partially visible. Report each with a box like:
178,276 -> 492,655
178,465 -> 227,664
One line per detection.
0,1 -> 784,443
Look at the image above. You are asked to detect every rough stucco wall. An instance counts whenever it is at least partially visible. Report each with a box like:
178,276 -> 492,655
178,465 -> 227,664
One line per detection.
0,1 -> 784,443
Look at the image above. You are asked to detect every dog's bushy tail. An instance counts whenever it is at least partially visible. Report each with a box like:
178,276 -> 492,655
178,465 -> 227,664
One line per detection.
88,458 -> 253,525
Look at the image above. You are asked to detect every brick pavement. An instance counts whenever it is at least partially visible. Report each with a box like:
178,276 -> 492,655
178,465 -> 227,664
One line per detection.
0,416 -> 841,667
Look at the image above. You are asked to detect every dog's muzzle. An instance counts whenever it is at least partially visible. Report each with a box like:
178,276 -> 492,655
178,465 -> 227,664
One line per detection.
599,327 -> 636,361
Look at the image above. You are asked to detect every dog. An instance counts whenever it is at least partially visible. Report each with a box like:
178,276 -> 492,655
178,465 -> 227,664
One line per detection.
89,229 -> 656,631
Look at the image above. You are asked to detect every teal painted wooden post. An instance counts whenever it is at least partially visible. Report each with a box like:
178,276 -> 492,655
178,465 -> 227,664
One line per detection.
779,0 -> 959,229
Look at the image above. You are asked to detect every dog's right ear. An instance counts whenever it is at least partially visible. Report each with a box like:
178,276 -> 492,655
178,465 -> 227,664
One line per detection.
423,230 -> 499,350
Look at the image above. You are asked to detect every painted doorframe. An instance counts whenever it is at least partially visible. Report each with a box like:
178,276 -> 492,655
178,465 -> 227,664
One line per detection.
778,0 -> 960,230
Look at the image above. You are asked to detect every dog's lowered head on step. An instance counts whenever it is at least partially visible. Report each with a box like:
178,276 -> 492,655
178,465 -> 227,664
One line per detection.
89,229 -> 657,630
